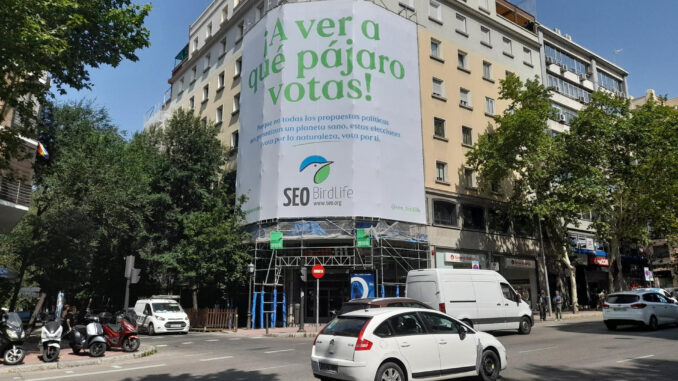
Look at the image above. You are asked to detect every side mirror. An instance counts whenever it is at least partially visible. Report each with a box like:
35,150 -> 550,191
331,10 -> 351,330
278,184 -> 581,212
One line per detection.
515,294 -> 521,303
458,325 -> 467,340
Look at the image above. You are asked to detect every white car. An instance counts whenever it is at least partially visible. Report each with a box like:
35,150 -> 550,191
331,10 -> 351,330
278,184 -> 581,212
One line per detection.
603,289 -> 678,330
311,307 -> 507,381
134,299 -> 190,335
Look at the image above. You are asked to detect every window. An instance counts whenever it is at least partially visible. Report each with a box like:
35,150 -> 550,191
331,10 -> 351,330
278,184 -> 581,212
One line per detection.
221,6 -> 228,23
388,313 -> 425,336
434,117 -> 446,138
204,53 -> 211,70
233,93 -> 240,112
502,37 -> 512,56
523,47 -> 532,65
322,317 -> 370,337
206,22 -> 212,39
433,200 -> 456,226
429,1 -> 442,22
436,161 -> 448,182
178,77 -> 184,93
256,2 -> 265,21
462,204 -> 484,229
505,70 -> 513,78
459,88 -> 471,107
479,0 -> 490,10
373,322 -> 393,338
552,103 -> 577,125
235,57 -> 242,78
462,126 -> 472,146
488,209 -> 510,233
143,304 -> 152,316
544,44 -> 589,75
485,97 -> 495,115
189,96 -> 195,110
216,105 -> 223,123
202,84 -> 209,102
421,313 -> 459,334
191,66 -> 197,82
513,215 -> 535,236
597,71 -> 622,92
480,26 -> 491,46
500,283 -> 517,301
432,78 -> 444,98
457,50 -> 468,70
491,180 -> 500,193
547,74 -> 591,103
483,61 -> 492,80
430,39 -> 441,59
399,0 -> 415,10
218,72 -> 225,89
455,14 -> 467,35
193,37 -> 199,52
463,168 -> 476,189
231,130 -> 239,148
237,21 -> 244,41
220,38 -> 227,56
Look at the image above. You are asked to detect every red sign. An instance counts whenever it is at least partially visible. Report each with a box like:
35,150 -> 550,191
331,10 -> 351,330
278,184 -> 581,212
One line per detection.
589,257 -> 609,266
311,264 -> 325,279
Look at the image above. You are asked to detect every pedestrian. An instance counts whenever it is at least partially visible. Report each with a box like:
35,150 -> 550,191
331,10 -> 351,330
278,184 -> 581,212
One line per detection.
63,306 -> 77,333
598,289 -> 606,310
538,290 -> 547,321
553,291 -> 563,320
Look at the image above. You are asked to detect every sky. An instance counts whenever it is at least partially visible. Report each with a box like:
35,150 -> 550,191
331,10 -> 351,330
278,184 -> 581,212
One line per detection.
57,0 -> 678,135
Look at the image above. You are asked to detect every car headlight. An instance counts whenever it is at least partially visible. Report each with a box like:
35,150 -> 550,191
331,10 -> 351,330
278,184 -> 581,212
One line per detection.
6,329 -> 18,340
185,316 -> 189,321
156,316 -> 166,321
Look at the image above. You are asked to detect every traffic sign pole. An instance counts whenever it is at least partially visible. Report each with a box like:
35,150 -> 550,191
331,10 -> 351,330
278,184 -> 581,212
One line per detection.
311,264 -> 325,328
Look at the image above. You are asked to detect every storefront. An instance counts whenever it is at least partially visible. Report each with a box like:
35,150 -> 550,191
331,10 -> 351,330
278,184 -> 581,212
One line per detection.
500,257 -> 537,310
435,248 -> 488,270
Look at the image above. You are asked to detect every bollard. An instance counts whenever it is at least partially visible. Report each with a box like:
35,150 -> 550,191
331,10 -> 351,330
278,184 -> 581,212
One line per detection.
235,313 -> 238,332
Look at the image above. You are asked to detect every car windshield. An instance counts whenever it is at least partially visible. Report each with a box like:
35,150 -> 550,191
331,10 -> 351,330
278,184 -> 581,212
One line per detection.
152,303 -> 182,313
322,317 -> 370,337
338,303 -> 371,315
606,294 -> 640,304
5,312 -> 22,328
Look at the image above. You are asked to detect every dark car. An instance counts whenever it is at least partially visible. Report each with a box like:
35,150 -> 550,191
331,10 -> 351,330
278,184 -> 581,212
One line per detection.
336,297 -> 433,315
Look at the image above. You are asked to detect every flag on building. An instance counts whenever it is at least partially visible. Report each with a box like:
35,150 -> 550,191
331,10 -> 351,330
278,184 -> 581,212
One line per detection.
37,142 -> 49,159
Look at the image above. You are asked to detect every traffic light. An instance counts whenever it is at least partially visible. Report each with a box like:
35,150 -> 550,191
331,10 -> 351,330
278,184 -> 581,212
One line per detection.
300,267 -> 307,282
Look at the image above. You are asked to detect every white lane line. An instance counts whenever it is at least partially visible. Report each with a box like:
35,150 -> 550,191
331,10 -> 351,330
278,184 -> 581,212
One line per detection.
181,341 -> 193,345
150,337 -> 163,339
617,354 -> 655,363
264,349 -> 295,354
250,364 -> 298,372
200,355 -> 234,362
156,344 -> 168,347
64,371 -> 74,374
519,346 -> 557,354
229,338 -> 241,341
111,365 -> 122,369
205,339 -> 219,342
25,364 -> 167,381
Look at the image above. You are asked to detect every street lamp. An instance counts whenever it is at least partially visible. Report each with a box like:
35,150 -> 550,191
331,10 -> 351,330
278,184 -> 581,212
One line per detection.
246,262 -> 254,329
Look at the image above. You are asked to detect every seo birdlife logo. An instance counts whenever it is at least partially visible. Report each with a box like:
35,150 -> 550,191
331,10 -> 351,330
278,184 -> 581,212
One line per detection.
282,155 -> 353,208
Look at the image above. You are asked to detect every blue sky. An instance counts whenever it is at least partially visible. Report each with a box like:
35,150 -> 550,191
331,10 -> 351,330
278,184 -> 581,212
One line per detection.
57,0 -> 678,135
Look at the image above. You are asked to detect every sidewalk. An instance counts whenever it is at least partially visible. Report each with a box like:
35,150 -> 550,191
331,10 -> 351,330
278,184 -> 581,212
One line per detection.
533,309 -> 602,322
0,345 -> 156,375
224,324 -> 323,338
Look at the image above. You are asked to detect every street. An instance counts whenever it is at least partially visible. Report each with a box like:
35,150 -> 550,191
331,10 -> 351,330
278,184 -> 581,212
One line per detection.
3,316 -> 678,381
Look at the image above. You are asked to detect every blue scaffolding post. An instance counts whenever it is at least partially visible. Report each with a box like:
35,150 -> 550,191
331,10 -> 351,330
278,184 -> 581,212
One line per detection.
271,289 -> 278,328
251,292 -> 258,329
259,290 -> 265,329
282,293 -> 287,328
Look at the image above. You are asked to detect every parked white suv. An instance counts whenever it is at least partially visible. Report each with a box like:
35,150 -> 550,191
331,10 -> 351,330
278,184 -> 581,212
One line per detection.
134,299 -> 190,335
603,290 -> 678,330
311,307 -> 507,381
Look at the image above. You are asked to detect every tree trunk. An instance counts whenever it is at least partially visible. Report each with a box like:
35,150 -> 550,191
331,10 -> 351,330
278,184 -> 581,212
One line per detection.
192,286 -> 199,310
561,253 -> 579,313
609,237 -> 622,292
8,255 -> 30,311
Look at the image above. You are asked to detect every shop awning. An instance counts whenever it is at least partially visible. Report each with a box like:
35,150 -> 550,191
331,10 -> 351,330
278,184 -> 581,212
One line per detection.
571,248 -> 607,257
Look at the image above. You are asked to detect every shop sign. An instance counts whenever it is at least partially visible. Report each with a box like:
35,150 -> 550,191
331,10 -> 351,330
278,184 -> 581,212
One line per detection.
644,267 -> 654,281
589,257 -> 609,266
443,252 -> 484,264
472,260 -> 480,270
504,258 -> 536,269
446,253 -> 461,262
585,238 -> 595,251
490,262 -> 500,271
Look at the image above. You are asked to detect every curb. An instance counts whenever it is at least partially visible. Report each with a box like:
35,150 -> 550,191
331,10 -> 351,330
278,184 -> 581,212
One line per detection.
3,345 -> 157,375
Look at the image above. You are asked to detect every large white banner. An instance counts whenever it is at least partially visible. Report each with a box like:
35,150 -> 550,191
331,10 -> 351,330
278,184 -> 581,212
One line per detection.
236,0 -> 425,224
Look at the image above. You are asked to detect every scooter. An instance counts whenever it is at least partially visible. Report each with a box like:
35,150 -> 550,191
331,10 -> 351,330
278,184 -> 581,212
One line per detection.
39,320 -> 63,362
0,310 -> 26,365
100,311 -> 140,352
65,314 -> 107,357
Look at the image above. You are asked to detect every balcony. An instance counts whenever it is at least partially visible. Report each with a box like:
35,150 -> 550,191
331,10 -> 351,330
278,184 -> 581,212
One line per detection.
496,0 -> 536,33
0,177 -> 32,233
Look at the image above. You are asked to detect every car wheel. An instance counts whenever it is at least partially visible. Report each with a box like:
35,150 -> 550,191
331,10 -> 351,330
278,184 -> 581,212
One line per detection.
375,361 -> 405,381
463,319 -> 474,329
605,321 -> 617,331
648,315 -> 659,331
479,350 -> 500,381
518,317 -> 532,335
148,323 -> 155,336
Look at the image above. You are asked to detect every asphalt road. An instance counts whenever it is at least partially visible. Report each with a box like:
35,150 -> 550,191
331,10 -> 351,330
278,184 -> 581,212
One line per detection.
3,317 -> 678,381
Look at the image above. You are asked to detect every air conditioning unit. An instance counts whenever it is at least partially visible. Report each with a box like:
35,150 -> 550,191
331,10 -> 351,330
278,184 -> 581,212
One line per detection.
579,73 -> 587,82
557,113 -> 565,122
560,64 -> 567,72
578,96 -> 586,102
545,56 -> 554,65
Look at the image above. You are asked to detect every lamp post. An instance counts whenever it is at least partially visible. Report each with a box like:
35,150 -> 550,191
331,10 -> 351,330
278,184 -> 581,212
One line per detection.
246,262 -> 254,329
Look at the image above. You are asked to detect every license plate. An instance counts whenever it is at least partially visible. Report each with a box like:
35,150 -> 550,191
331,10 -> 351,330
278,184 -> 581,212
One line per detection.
319,362 -> 338,373
613,307 -> 626,311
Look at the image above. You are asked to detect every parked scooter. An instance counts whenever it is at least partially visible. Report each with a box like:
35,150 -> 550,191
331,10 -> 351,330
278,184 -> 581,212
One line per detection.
39,320 -> 63,362
0,310 -> 26,365
65,314 -> 106,357
100,311 -> 140,352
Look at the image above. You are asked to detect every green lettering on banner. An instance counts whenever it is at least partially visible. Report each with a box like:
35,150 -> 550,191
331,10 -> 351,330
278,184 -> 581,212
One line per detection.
270,231 -> 284,249
356,228 -> 370,248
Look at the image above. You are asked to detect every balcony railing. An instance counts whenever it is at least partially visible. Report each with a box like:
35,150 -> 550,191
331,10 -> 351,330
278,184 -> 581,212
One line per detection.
0,178 -> 32,207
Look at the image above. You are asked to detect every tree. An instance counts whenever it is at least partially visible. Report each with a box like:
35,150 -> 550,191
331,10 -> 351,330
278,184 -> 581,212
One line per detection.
466,74 -> 583,312
563,93 -> 678,291
0,0 -> 151,171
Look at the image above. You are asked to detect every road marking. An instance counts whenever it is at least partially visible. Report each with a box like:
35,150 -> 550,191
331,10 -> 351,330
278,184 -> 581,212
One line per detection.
617,354 -> 655,363
181,341 -> 193,345
200,355 -> 234,362
229,338 -> 241,341
519,346 -> 557,354
25,364 -> 167,381
111,365 -> 122,369
64,371 -> 74,374
150,337 -> 163,339
264,349 -> 295,354
156,344 -> 168,347
250,364 -> 298,372
205,339 -> 219,342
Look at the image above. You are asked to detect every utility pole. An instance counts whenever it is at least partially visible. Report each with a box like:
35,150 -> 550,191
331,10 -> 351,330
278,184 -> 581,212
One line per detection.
298,267 -> 307,333
123,255 -> 141,309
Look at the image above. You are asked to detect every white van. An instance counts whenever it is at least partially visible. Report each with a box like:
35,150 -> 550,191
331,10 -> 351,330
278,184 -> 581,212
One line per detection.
406,269 -> 534,334
133,299 -> 190,335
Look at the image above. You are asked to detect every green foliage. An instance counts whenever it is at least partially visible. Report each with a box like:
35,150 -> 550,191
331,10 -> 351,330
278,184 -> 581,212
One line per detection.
0,0 -> 151,171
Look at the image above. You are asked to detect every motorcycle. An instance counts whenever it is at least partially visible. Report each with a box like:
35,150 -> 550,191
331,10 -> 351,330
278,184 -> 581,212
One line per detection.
0,311 -> 26,365
39,320 -> 62,362
100,311 -> 140,352
65,314 -> 107,357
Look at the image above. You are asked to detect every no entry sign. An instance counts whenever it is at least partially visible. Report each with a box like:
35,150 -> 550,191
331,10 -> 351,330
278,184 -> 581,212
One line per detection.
311,264 -> 325,279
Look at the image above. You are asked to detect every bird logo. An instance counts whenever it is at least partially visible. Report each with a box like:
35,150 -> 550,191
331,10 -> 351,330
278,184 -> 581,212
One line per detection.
299,155 -> 333,184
